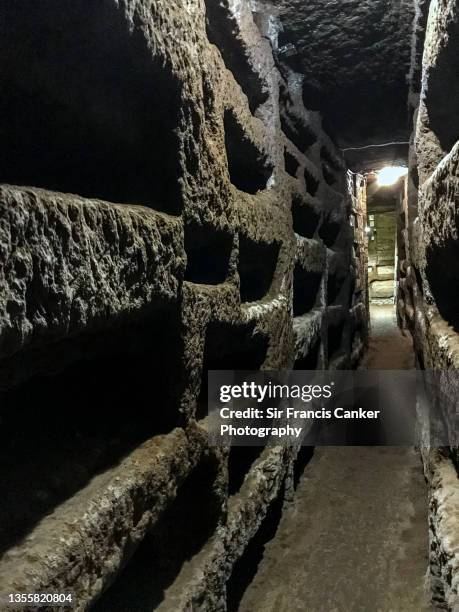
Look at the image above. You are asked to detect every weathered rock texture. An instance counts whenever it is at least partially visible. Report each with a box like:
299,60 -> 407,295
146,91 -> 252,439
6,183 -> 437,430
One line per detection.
263,0 -> 415,151
400,1 -> 459,608
0,1 -> 367,610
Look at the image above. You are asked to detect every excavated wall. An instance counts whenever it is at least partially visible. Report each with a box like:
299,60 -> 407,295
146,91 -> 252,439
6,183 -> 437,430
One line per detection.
400,0 -> 459,608
0,1 -> 368,609
263,0 -> 415,149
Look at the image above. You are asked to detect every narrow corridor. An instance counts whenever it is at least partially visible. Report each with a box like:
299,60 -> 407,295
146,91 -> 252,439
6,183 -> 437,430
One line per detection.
1,2 -> 458,609
237,306 -> 430,612
362,305 -> 415,370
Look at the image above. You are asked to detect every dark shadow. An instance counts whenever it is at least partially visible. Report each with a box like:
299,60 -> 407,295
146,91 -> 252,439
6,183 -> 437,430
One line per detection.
302,81 -> 323,111
424,15 -> 459,153
319,212 -> 342,248
284,149 -> 300,178
196,322 -> 269,420
292,195 -> 320,238
226,483 -> 285,612
293,265 -> 322,317
322,163 -> 337,186
426,242 -> 459,332
0,1 -> 183,213
294,337 -> 321,370
0,308 -> 182,554
93,457 -> 221,611
327,270 -> 347,305
185,223 -> 233,285
224,110 -> 273,194
204,0 -> 268,114
304,166 -> 320,196
328,321 -> 345,360
238,235 -> 279,303
280,110 -> 317,154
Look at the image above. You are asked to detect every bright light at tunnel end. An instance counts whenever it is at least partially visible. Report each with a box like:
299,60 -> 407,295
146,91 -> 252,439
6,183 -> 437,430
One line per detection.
377,165 -> 408,187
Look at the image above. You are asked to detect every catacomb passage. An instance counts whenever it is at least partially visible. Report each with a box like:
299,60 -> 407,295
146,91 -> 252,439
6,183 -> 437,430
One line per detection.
0,1 -> 458,611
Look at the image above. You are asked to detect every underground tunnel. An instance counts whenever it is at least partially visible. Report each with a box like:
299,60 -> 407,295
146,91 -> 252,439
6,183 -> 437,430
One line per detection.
0,0 -> 458,611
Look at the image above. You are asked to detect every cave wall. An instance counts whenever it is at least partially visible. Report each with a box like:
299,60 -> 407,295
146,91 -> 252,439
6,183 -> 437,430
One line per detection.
348,172 -> 370,362
402,0 -> 459,608
0,1 -> 365,609
263,0 -> 415,149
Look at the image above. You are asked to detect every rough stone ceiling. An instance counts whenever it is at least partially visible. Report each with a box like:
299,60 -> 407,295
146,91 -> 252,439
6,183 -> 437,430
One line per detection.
261,0 -> 416,167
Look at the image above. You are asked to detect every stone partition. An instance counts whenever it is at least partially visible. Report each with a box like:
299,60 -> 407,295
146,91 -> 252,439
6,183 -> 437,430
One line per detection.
0,1 -> 365,609
403,0 -> 459,608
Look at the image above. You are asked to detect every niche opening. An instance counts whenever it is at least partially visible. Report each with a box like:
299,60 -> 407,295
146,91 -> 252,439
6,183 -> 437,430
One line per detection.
292,195 -> 320,239
197,323 -> 269,420
319,212 -> 342,248
185,224 -> 233,285
328,321 -> 345,360
304,166 -> 320,196
284,149 -> 300,178
227,482 -> 285,611
238,236 -> 279,303
204,0 -> 268,114
93,458 -> 221,610
294,337 -> 321,370
293,265 -> 322,317
0,1 -> 183,213
224,110 -> 273,194
280,110 -> 317,153
327,271 -> 347,305
426,242 -> 459,331
423,15 -> 459,154
0,310 -> 182,555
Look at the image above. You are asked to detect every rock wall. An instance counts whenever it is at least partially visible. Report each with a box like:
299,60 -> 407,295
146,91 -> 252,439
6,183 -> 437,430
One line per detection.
263,0 -> 415,148
348,172 -> 370,363
403,0 -> 459,608
0,1 -> 366,609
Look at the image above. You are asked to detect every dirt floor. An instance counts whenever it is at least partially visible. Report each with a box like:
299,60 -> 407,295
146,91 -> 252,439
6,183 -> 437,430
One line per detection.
361,304 -> 415,370
237,305 -> 431,612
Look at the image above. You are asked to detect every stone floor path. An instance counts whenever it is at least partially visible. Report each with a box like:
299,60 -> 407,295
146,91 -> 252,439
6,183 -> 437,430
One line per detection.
237,305 -> 432,612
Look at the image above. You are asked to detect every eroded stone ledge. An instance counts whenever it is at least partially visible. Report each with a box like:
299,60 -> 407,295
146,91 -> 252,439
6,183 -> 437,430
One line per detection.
0,427 -> 209,610
422,449 -> 459,610
0,186 -> 185,361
